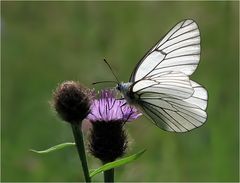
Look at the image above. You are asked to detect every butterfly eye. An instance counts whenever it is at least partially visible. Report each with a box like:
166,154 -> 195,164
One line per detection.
116,85 -> 120,91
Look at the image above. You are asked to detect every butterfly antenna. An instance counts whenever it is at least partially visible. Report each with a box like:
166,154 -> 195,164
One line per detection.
92,80 -> 118,85
103,58 -> 120,83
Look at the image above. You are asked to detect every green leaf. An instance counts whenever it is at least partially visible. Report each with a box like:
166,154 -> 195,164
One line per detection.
89,169 -> 96,174
90,149 -> 146,178
30,142 -> 75,154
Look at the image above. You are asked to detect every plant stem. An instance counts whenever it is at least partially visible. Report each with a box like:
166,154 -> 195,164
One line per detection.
104,168 -> 114,183
71,124 -> 91,182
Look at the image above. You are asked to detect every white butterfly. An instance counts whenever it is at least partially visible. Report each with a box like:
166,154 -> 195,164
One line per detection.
116,19 -> 208,132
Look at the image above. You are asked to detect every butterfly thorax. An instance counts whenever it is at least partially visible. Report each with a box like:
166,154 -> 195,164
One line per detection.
116,82 -> 136,104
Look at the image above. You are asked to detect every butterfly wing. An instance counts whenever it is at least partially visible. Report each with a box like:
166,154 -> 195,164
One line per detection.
132,76 -> 207,132
130,19 -> 200,82
128,19 -> 207,132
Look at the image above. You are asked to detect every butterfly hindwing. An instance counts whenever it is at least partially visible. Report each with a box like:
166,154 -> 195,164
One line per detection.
133,79 -> 207,132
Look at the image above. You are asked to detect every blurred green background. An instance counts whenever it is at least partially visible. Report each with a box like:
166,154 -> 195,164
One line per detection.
1,1 -> 239,182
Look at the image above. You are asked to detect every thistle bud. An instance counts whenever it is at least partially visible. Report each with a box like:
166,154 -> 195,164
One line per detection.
53,81 -> 91,124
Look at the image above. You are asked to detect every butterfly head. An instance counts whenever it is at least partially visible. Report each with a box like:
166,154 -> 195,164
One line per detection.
116,82 -> 130,92
116,83 -> 122,92
116,82 -> 135,103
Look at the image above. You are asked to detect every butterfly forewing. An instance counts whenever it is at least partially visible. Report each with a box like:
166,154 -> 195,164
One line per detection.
133,71 -> 194,99
130,19 -> 200,82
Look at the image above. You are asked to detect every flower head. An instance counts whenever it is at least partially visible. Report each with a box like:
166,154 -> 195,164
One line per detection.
87,89 -> 141,123
87,89 -> 141,163
53,81 -> 91,124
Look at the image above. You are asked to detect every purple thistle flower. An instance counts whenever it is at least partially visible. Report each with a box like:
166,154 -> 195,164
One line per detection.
87,89 -> 141,163
87,89 -> 141,123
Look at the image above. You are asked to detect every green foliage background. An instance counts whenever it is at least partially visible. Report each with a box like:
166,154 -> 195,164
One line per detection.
1,1 -> 239,182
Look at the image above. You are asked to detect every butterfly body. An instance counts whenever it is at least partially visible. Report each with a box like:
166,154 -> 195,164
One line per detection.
116,19 -> 208,133
116,82 -> 136,105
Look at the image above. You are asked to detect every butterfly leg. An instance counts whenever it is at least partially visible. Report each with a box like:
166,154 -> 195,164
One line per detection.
119,103 -> 135,124
116,98 -> 125,101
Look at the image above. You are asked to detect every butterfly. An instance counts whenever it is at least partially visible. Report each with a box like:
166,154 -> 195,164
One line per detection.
116,19 -> 208,132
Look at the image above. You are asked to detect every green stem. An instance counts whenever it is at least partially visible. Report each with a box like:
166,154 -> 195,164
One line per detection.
71,124 -> 91,182
104,168 -> 114,183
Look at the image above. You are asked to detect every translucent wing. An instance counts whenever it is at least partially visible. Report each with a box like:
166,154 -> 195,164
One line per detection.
132,71 -> 194,99
130,19 -> 200,82
132,78 -> 207,132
